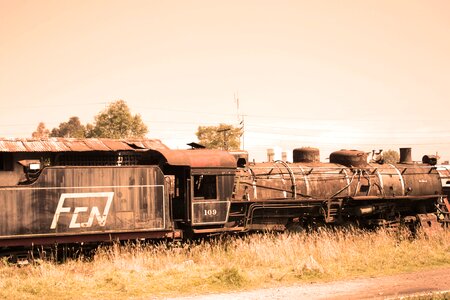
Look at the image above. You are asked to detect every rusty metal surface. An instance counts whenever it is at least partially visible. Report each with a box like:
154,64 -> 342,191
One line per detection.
293,147 -> 320,163
417,213 -> 443,235
0,140 -> 28,152
153,149 -> 237,168
399,147 -> 413,164
77,139 -> 111,151
233,162 -> 350,201
437,165 -> 450,192
0,230 -> 179,247
229,150 -> 249,166
443,197 -> 450,213
63,140 -> 93,151
22,140 -> 71,152
422,154 -> 438,165
0,166 -> 171,240
126,139 -> 169,150
329,150 -> 369,167
399,165 -> 442,197
233,160 -> 443,202
100,139 -> 135,151
0,138 -> 168,152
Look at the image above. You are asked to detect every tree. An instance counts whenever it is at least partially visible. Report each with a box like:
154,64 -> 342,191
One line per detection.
50,116 -> 86,138
32,122 -> 50,138
196,123 -> 242,150
383,149 -> 400,164
87,100 -> 148,139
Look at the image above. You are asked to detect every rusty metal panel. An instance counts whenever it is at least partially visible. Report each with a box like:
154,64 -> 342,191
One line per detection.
43,139 -> 72,151
148,139 -> 170,150
24,139 -> 72,152
234,162 -> 350,201
417,213 -> 443,235
437,166 -> 450,187
293,147 -> 320,163
0,140 -> 28,152
192,201 -> 230,225
63,140 -> 93,151
0,166 -> 171,241
155,149 -> 236,168
100,139 -> 134,151
127,139 -> 169,150
400,166 -> 442,197
0,138 -> 169,153
369,164 -> 406,197
81,139 -> 111,151
23,140 -> 52,152
330,150 -> 369,167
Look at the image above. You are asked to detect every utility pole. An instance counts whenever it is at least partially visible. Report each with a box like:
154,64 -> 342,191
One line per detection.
217,127 -> 231,150
239,115 -> 245,150
235,92 -> 245,150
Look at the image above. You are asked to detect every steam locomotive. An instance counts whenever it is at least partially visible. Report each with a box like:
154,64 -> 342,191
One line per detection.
0,138 -> 448,249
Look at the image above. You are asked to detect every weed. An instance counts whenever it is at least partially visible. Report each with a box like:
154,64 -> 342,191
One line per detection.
0,229 -> 448,299
209,266 -> 246,287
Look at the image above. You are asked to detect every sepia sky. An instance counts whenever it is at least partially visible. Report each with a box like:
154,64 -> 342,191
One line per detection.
1,0 -> 450,162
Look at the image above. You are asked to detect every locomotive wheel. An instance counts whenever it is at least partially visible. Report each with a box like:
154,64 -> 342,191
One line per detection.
285,222 -> 305,233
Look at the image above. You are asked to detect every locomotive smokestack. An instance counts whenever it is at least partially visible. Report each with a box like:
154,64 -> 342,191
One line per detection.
399,148 -> 413,164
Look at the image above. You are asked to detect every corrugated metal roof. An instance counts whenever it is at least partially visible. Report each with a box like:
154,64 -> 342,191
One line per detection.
0,140 -> 28,152
64,140 -> 94,152
101,139 -> 135,151
82,139 -> 111,151
0,138 -> 169,152
125,139 -> 170,151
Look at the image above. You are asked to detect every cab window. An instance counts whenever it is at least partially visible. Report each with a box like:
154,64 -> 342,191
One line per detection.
193,175 -> 217,200
0,153 -> 13,171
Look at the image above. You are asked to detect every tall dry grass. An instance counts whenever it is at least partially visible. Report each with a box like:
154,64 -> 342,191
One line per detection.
1,228 -> 449,299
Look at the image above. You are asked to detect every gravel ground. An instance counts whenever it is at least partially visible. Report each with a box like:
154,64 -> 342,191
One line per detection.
170,267 -> 450,300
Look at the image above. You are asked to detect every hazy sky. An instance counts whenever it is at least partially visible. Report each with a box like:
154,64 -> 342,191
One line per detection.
1,0 -> 449,162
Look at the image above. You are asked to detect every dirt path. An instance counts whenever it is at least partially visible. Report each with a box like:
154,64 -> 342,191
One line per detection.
172,267 -> 450,299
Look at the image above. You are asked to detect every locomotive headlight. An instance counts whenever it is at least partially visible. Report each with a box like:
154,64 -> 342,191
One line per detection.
18,159 -> 42,171
29,163 -> 41,170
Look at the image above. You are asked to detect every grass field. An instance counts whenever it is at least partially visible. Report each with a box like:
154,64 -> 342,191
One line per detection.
1,228 -> 449,299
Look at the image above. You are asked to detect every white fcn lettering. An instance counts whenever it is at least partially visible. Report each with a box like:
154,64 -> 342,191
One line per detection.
50,192 -> 114,229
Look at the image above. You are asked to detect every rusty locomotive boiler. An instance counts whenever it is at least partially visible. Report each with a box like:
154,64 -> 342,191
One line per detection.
0,138 -> 449,250
231,147 -> 450,230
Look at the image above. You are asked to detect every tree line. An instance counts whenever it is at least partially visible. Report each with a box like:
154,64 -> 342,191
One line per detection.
32,99 -> 243,150
32,100 -> 401,162
32,100 -> 148,139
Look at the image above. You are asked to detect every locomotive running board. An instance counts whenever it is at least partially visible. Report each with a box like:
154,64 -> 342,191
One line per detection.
192,227 -> 245,234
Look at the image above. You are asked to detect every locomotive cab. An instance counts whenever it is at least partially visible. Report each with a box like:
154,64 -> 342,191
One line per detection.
145,149 -> 236,234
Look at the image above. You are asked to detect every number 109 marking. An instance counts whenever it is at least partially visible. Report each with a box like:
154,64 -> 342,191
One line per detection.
204,209 -> 217,216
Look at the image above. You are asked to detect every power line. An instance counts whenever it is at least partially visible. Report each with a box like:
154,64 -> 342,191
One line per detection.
0,102 -> 108,109
3,101 -> 449,123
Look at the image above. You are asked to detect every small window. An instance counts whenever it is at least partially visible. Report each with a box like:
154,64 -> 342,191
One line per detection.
193,175 -> 217,200
0,153 -> 13,171
360,185 -> 370,193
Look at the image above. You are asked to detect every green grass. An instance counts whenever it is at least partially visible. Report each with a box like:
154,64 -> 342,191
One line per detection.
0,228 -> 449,299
